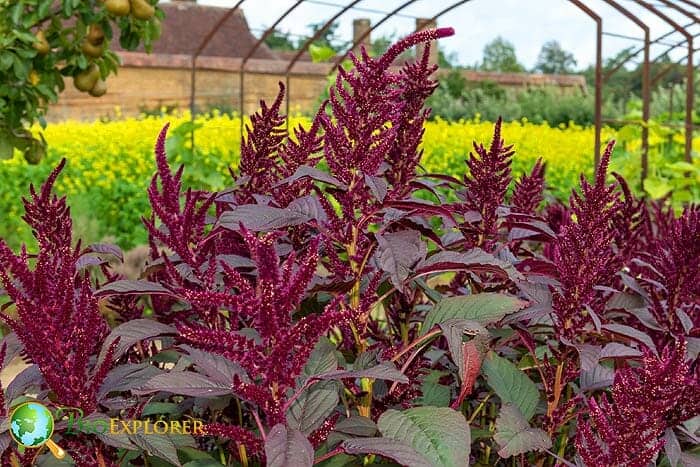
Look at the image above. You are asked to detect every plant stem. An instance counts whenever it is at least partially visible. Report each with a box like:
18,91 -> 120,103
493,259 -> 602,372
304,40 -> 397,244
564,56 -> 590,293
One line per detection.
314,447 -> 344,465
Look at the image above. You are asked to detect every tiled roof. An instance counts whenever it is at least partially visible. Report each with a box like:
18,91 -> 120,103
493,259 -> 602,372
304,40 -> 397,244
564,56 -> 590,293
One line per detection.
112,2 -> 275,59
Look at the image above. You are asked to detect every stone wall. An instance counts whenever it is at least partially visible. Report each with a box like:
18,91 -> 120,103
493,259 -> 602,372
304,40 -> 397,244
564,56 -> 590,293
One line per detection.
48,52 -> 587,122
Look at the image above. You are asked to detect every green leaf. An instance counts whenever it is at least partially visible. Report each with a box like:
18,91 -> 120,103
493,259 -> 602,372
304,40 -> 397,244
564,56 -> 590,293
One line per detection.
493,404 -> 551,458
141,402 -> 181,417
644,177 -> 672,199
309,44 -> 336,63
377,406 -> 471,467
304,337 -> 338,376
421,293 -> 527,335
481,352 -> 540,421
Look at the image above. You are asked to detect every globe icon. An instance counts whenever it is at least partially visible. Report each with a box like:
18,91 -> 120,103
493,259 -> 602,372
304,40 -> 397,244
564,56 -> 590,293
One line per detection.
9,402 -> 54,448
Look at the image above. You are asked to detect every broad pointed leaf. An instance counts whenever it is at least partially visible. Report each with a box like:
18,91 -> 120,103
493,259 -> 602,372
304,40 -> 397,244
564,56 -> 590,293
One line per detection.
416,249 -> 523,282
422,293 -> 527,335
376,230 -> 426,291
265,424 -> 314,467
134,372 -> 231,397
286,380 -> 340,435
377,406 -> 471,467
481,351 -> 539,420
218,205 -> 310,231
342,438 -> 432,467
493,404 -> 551,458
98,319 -> 177,366
317,362 -> 408,384
96,280 -> 172,297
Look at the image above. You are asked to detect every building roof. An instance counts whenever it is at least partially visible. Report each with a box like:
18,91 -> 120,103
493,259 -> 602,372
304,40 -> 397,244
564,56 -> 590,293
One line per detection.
112,2 -> 276,59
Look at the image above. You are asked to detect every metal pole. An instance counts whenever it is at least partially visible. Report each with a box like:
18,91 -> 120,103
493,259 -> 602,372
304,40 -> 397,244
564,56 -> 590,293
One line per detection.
636,0 -> 695,162
284,0 -> 364,130
239,0 -> 305,142
188,0 -> 248,149
599,0 -> 650,184
331,0 -> 422,73
568,0 -> 603,167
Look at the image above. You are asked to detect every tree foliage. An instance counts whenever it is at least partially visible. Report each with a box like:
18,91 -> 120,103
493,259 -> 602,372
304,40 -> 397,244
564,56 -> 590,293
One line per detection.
480,36 -> 525,73
534,40 -> 576,74
0,0 -> 162,163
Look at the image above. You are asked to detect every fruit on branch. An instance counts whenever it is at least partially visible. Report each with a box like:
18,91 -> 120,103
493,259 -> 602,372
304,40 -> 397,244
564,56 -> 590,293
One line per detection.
104,0 -> 130,16
89,79 -> 107,97
81,40 -> 103,58
73,64 -> 100,92
33,30 -> 50,55
86,24 -> 105,45
130,0 -> 155,20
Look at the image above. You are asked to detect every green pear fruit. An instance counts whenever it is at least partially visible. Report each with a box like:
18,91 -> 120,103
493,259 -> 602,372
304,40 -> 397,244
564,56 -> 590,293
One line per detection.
89,79 -> 107,97
130,0 -> 155,20
87,24 -> 105,45
104,0 -> 130,16
81,40 -> 103,58
33,30 -> 50,55
74,64 -> 100,92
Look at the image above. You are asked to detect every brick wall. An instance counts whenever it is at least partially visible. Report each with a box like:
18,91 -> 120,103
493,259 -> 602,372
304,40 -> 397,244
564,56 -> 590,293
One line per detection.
48,52 -> 587,122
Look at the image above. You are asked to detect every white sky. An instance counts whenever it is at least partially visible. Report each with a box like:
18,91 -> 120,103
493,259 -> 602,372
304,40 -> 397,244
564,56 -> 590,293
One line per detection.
193,0 -> 699,70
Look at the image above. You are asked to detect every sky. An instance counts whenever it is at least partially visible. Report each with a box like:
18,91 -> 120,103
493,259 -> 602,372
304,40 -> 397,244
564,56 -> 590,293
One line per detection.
192,0 -> 699,70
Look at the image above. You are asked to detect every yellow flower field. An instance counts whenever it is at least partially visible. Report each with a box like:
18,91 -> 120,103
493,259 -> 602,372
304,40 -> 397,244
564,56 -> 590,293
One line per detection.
0,112 -> 697,248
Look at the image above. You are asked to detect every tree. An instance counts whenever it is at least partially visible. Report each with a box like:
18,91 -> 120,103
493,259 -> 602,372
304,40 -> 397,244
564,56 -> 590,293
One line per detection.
264,29 -> 297,52
481,37 -> 525,73
534,40 -> 577,74
306,20 -> 341,52
0,0 -> 162,163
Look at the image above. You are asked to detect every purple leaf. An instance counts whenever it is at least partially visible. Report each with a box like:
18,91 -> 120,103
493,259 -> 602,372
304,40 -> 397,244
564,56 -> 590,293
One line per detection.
376,230 -> 426,291
663,428 -> 681,467
96,280 -> 172,297
286,380 -> 339,435
265,424 -> 314,467
98,319 -> 177,366
579,364 -> 614,391
5,365 -> 43,402
365,175 -> 388,202
599,342 -> 642,360
342,438 -> 432,467
416,249 -> 523,282
275,166 -> 346,188
439,319 -> 489,382
287,196 -> 327,223
333,416 -> 378,438
179,345 -> 249,386
98,363 -> 164,400
87,243 -> 124,262
603,324 -> 658,355
316,362 -> 408,384
133,372 -> 232,397
218,205 -> 310,232
575,345 -> 601,372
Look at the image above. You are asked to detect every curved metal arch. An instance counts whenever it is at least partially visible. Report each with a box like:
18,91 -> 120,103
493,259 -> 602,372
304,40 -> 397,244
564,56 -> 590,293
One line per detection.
634,0 -> 695,162
599,0 -> 651,181
657,0 -> 700,22
238,0 -> 306,140
284,0 -> 365,124
330,0 -> 423,73
602,21 -> 695,82
189,0 -> 248,147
